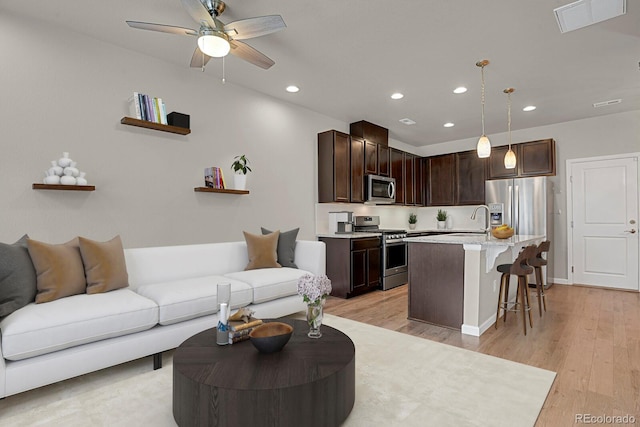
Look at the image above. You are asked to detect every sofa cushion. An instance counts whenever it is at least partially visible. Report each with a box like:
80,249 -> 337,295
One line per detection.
27,238 -> 86,303
261,227 -> 299,268
0,289 -> 158,361
0,235 -> 37,318
79,235 -> 129,294
243,231 -> 281,270
135,276 -> 253,326
224,268 -> 313,304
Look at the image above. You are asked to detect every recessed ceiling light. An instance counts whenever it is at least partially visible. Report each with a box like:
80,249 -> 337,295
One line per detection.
523,105 -> 537,112
399,118 -> 416,125
286,85 -> 300,93
453,87 -> 467,94
444,122 -> 455,128
391,92 -> 404,100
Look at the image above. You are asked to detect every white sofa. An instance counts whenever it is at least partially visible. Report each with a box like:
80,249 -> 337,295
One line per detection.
0,240 -> 325,398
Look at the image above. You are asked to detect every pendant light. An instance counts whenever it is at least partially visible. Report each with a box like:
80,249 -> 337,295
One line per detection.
476,60 -> 491,158
503,88 -> 517,169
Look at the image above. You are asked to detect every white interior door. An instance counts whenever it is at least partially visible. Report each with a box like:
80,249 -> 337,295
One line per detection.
571,156 -> 639,290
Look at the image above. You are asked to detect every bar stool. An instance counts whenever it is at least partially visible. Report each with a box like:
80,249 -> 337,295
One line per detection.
528,240 -> 550,317
495,245 -> 537,335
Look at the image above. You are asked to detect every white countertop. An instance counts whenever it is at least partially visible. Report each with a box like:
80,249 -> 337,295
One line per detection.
406,228 -> 487,234
404,233 -> 544,246
317,232 -> 382,239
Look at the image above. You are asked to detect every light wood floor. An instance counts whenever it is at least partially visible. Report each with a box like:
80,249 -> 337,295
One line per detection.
324,284 -> 640,426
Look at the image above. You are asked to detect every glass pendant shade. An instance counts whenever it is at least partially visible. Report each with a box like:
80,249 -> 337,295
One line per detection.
477,135 -> 491,158
197,33 -> 230,57
504,148 -> 516,169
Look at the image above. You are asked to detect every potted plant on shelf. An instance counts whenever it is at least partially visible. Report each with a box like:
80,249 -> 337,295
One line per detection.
408,213 -> 417,230
437,209 -> 448,230
231,155 -> 252,190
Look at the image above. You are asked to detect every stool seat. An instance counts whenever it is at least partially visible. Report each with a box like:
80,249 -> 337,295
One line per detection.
528,240 -> 550,316
495,245 -> 537,335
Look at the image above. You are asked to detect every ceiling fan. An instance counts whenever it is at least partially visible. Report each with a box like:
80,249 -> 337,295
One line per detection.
126,0 -> 285,69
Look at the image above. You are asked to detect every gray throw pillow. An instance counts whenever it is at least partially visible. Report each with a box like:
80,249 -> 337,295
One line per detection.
0,234 -> 37,317
261,227 -> 299,268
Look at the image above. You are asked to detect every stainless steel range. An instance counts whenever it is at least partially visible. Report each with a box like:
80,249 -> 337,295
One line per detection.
353,216 -> 408,291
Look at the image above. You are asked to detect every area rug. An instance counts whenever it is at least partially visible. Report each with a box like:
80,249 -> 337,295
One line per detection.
0,314 -> 555,426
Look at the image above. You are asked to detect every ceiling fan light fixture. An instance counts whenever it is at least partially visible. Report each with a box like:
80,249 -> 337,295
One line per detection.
197,31 -> 230,57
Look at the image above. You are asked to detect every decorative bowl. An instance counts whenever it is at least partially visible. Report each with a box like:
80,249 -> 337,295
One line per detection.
491,227 -> 515,239
249,322 -> 293,353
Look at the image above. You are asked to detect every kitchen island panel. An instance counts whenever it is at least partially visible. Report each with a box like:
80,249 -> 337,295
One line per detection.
408,243 -> 464,329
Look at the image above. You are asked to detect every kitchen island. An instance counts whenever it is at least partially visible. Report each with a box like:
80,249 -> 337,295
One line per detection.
404,233 -> 544,336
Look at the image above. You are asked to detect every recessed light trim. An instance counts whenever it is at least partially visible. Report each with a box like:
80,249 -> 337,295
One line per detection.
399,118 -> 416,125
286,85 -> 300,93
453,87 -> 467,94
523,105 -> 537,112
444,122 -> 455,128
391,92 -> 404,100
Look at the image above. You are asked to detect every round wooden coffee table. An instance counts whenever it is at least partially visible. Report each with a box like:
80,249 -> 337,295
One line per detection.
173,319 -> 355,427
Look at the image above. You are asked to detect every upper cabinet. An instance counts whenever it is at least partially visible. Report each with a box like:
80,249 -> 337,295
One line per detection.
427,154 -> 456,206
404,153 -> 416,206
350,120 -> 389,146
318,130 -> 351,203
364,139 -> 378,175
390,148 -> 405,205
455,150 -> 486,205
378,145 -> 390,177
487,138 -> 556,180
350,136 -> 365,203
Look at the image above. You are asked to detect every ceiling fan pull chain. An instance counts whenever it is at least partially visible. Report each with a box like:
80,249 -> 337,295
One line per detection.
222,56 -> 226,84
201,50 -> 206,72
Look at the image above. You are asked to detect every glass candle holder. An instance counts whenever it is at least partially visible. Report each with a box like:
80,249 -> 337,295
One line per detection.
216,283 -> 231,345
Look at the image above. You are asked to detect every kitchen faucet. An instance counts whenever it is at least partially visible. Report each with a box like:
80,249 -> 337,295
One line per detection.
471,205 -> 491,234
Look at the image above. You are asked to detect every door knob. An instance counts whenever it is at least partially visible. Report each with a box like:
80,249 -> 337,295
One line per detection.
624,229 -> 637,234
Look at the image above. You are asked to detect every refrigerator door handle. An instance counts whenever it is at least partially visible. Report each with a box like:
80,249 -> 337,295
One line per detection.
508,185 -> 513,228
514,185 -> 520,234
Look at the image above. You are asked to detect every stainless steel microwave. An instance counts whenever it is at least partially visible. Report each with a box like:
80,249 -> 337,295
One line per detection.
365,175 -> 396,204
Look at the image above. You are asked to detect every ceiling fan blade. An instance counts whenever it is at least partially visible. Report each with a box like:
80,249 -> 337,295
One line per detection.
190,47 -> 212,68
126,21 -> 197,36
180,0 -> 216,28
224,15 -> 286,40
229,40 -> 275,69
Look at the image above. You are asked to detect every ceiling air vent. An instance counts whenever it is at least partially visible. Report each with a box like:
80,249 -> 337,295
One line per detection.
554,0 -> 626,33
399,118 -> 416,125
593,99 -> 622,108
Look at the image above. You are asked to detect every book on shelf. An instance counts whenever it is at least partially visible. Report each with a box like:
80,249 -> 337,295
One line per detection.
128,92 -> 142,120
204,166 -> 226,189
129,92 -> 168,124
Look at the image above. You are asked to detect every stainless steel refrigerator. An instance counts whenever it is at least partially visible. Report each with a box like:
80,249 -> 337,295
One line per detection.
485,176 -> 553,287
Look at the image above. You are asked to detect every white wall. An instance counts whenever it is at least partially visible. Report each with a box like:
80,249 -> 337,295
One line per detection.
414,110 -> 640,281
0,11 -> 344,248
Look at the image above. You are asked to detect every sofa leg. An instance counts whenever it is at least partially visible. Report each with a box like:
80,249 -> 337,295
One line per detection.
153,352 -> 162,370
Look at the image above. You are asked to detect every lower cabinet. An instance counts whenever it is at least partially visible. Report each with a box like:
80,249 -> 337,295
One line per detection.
320,237 -> 381,299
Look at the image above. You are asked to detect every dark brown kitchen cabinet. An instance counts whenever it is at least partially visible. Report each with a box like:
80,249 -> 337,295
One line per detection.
350,136 -> 365,203
519,138 -> 556,177
416,157 -> 426,206
320,237 -> 381,299
390,148 -> 405,205
318,130 -> 350,203
378,145 -> 390,176
487,138 -> 556,180
455,150 -> 486,205
364,139 -> 378,175
350,120 -> 389,146
427,154 -> 456,206
404,153 -> 416,205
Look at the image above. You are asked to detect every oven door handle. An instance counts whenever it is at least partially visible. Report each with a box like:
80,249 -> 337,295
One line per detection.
384,239 -> 406,245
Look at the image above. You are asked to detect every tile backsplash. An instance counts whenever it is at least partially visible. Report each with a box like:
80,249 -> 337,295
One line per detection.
315,203 -> 488,234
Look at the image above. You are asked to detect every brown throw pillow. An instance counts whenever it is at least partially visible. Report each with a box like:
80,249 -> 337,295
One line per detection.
79,235 -> 129,294
27,237 -> 86,304
243,230 -> 282,270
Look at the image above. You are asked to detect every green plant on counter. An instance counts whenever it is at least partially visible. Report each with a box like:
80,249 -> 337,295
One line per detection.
231,155 -> 252,175
408,213 -> 417,224
437,209 -> 448,221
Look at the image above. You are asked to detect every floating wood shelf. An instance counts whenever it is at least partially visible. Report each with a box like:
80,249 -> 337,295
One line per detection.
120,117 -> 191,135
33,184 -> 96,191
194,187 -> 249,195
